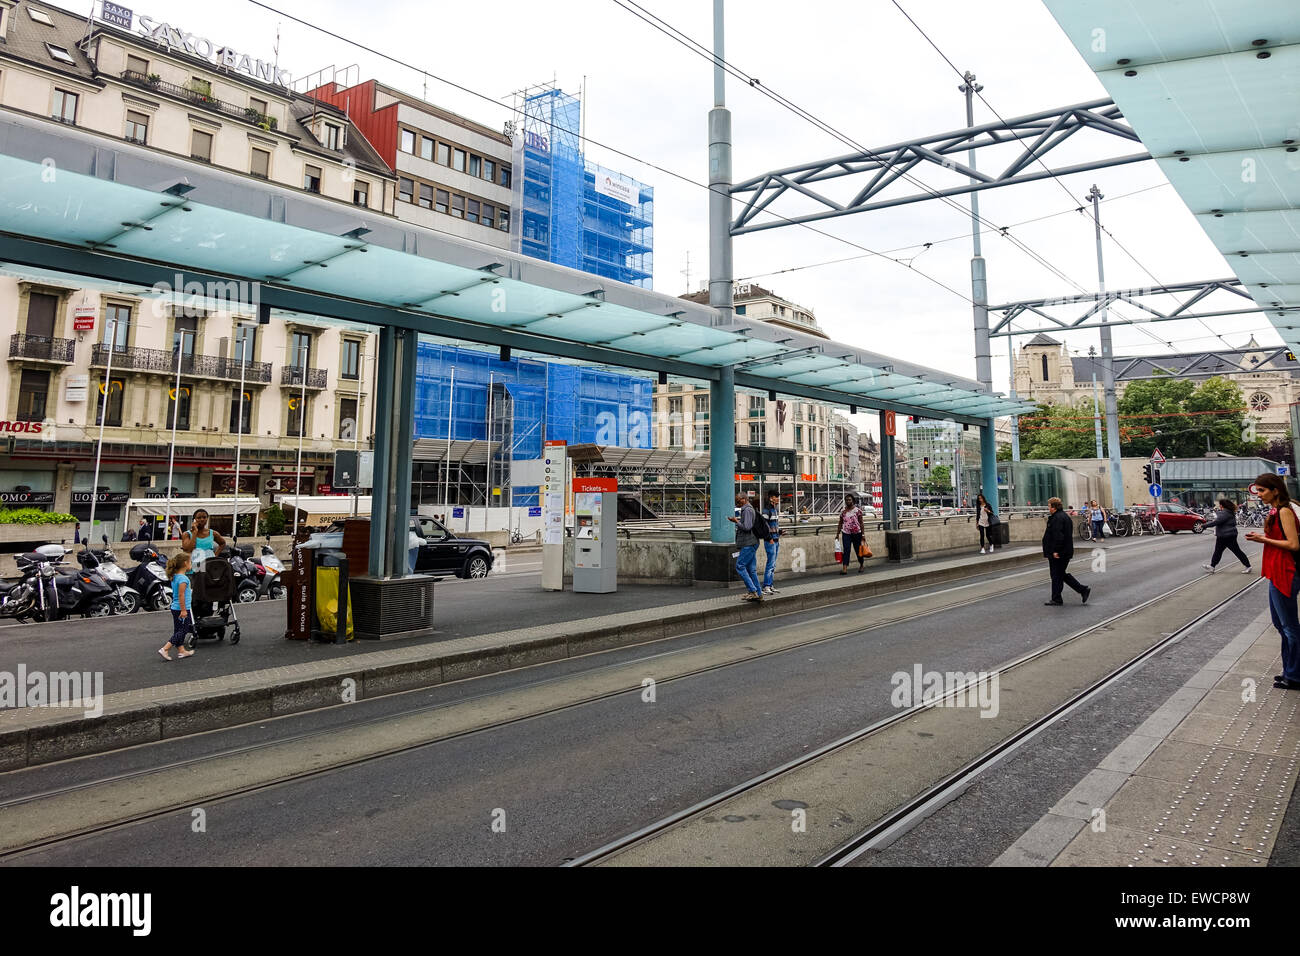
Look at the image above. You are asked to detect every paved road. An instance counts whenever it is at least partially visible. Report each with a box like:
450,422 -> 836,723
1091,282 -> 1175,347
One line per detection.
4,532 -> 1260,866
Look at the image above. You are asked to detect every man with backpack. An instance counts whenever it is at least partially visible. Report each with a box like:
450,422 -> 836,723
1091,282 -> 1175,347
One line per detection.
757,490 -> 781,595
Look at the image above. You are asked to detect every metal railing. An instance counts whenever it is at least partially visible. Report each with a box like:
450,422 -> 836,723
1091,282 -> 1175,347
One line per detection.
120,71 -> 277,128
281,366 -> 328,389
90,344 -> 271,383
9,333 -> 74,363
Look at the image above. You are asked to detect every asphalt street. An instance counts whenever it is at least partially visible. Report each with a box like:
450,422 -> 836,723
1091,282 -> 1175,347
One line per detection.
1,531 -> 1256,866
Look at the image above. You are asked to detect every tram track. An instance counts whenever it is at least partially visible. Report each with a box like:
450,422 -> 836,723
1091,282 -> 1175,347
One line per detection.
567,572 -> 1260,867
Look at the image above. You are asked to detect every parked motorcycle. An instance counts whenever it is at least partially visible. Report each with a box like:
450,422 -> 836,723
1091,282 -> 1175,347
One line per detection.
78,535 -> 142,614
126,540 -> 172,611
225,546 -> 261,604
19,544 -> 117,621
249,537 -> 286,600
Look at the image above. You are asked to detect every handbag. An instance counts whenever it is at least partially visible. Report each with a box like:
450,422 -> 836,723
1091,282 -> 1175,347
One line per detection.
834,538 -> 843,560
1101,521 -> 1112,536
858,542 -> 872,559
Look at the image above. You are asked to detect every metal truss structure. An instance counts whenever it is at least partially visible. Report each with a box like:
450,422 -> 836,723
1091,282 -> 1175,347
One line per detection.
728,99 -> 1149,235
986,279 -> 1299,338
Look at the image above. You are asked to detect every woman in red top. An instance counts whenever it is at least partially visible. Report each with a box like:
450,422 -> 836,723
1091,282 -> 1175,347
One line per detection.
1244,473 -> 1300,689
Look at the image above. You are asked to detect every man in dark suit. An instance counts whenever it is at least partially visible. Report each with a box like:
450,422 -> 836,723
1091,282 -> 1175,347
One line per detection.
1043,496 -> 1090,606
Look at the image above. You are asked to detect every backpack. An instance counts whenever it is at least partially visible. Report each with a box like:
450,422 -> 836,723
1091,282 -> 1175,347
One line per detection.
752,508 -> 772,542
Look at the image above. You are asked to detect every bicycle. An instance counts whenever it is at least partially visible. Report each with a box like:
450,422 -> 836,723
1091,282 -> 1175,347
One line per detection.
509,529 -> 523,545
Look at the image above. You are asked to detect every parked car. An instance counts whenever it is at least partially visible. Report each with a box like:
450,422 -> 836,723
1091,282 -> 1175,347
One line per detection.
1150,502 -> 1206,534
307,515 -> 495,578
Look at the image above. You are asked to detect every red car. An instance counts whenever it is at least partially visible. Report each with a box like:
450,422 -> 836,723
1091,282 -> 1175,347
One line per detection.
1150,502 -> 1207,534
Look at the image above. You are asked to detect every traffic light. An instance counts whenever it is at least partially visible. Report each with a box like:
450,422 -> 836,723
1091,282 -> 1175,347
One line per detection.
923,456 -> 930,469
1154,468 -> 1161,485
1142,464 -> 1153,484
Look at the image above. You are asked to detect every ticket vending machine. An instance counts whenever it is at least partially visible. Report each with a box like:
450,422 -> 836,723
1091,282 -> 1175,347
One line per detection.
573,477 -> 617,593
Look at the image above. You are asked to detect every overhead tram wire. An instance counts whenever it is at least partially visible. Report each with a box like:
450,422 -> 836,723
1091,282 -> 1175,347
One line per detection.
888,0 -> 1219,354
608,0 -> 1153,328
245,0 -> 977,308
737,182 -> 1172,282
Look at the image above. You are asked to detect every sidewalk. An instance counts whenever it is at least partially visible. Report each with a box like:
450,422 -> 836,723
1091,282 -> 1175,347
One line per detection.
0,543 -> 1048,769
996,608 -> 1300,866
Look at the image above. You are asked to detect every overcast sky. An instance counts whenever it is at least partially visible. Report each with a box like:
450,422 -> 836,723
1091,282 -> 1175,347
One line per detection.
55,0 -> 1265,437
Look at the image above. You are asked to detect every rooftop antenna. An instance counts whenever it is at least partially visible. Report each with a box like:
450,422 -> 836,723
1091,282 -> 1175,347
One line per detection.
273,23 -> 281,70
681,251 -> 692,294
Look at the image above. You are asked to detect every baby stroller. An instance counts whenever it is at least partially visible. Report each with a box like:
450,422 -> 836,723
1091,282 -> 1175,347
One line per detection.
186,555 -> 242,648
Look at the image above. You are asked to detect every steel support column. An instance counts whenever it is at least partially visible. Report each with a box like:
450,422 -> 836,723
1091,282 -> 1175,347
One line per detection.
710,364 -> 736,543
880,410 -> 898,532
980,418 -> 998,513
1089,185 -> 1125,511
368,325 -> 395,578
368,325 -> 417,578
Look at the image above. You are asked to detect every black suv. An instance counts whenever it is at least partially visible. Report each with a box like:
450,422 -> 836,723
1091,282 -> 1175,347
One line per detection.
411,515 -> 495,578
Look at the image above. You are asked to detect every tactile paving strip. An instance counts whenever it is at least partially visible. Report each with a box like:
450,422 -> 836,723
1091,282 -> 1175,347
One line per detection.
1054,644 -> 1300,866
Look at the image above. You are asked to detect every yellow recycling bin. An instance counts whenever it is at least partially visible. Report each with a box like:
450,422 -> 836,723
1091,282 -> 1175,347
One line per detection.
314,566 -> 354,641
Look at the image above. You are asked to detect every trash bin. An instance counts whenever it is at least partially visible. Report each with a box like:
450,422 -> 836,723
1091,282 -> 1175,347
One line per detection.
993,521 -> 1010,546
313,548 -> 352,644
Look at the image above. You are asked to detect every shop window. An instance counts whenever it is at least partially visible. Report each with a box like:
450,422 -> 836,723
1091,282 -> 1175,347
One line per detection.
17,369 -> 49,422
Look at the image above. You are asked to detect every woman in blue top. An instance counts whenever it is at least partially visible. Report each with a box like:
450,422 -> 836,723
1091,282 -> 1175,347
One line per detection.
180,507 -> 226,569
158,551 -> 195,660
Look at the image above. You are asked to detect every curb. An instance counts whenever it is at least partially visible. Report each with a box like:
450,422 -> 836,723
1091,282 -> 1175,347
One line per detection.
0,550 -> 1045,770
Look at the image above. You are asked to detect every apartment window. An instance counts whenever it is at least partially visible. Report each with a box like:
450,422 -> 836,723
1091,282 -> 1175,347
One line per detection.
400,129 -> 415,153
323,124 -> 340,150
233,324 -> 255,364
450,194 -> 464,218
341,338 -> 360,380
668,423 -> 683,448
290,331 -> 312,368
250,147 -> 270,179
96,377 -> 125,428
749,422 -> 766,445
668,397 -> 683,418
16,370 -> 49,422
249,97 -> 268,117
122,110 -> 149,144
466,199 -> 479,224
695,424 -> 710,450
229,389 -> 252,434
469,154 -> 481,178
484,160 -> 495,182
28,7 -> 55,25
353,180 -> 369,206
435,189 -> 449,214
481,204 -> 494,228
190,129 -> 212,162
500,165 -> 512,188
420,136 -> 434,162
286,396 -> 308,437
52,89 -> 78,123
167,385 -> 191,431
418,183 -> 433,209
452,149 -> 466,172
303,164 -> 322,193
795,425 -> 804,447
436,142 -> 449,166
695,394 -> 710,418
398,177 -> 414,203
46,44 -> 75,65
126,54 -> 149,76
339,397 -> 358,440
748,395 -> 766,416
103,303 -> 131,350
498,208 -> 510,231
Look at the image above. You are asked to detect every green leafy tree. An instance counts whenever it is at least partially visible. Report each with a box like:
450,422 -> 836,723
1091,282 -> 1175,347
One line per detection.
1118,375 -> 1250,458
923,464 -> 951,495
1018,402 -> 1105,459
257,505 -> 286,537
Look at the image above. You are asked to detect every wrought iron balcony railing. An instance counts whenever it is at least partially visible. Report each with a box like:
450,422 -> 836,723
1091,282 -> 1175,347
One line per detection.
9,333 -> 74,363
120,70 -> 279,130
281,366 -> 327,389
90,345 -> 271,383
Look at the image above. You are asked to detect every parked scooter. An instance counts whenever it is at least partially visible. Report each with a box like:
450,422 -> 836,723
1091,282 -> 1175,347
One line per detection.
249,536 -> 286,600
225,546 -> 261,604
19,544 -> 117,621
125,540 -> 172,612
78,535 -> 142,614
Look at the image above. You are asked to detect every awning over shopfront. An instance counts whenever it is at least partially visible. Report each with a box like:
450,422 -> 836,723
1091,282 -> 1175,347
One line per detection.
126,497 -> 264,519
278,495 -> 371,524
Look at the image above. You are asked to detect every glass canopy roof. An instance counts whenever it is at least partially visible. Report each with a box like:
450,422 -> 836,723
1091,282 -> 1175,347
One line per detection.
1044,0 -> 1300,348
0,140 -> 1032,421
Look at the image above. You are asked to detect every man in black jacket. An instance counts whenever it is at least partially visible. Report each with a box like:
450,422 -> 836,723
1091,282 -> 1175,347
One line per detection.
1043,496 -> 1091,606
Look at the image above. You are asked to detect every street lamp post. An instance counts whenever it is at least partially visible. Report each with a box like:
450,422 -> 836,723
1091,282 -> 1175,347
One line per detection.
87,311 -> 118,543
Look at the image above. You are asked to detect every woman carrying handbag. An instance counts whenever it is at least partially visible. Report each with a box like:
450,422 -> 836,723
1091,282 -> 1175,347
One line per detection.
837,493 -> 869,575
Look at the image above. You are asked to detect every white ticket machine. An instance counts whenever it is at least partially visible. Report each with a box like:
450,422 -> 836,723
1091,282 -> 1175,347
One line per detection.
573,478 -> 617,593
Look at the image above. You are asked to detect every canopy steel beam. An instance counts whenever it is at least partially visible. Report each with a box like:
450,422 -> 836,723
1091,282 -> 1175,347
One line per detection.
987,278 -> 1296,337
729,99 -> 1149,235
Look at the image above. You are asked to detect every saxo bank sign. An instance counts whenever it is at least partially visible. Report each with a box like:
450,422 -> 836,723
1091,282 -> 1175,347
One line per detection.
99,3 -> 293,89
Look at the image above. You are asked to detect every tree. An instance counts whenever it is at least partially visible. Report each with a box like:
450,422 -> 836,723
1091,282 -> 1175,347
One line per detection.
923,464 -> 951,495
257,505 -> 286,537
1017,402 -> 1105,459
1118,375 -> 1251,458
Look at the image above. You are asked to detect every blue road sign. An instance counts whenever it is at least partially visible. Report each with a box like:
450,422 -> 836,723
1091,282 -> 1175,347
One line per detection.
1149,483 -> 1162,498
1279,465 -> 1290,476
452,507 -> 465,518
528,506 -> 542,517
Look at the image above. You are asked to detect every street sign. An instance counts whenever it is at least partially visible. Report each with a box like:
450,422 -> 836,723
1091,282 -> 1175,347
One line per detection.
1149,483 -> 1162,498
1150,448 -> 1166,465
883,410 -> 896,437
1279,465 -> 1291,476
